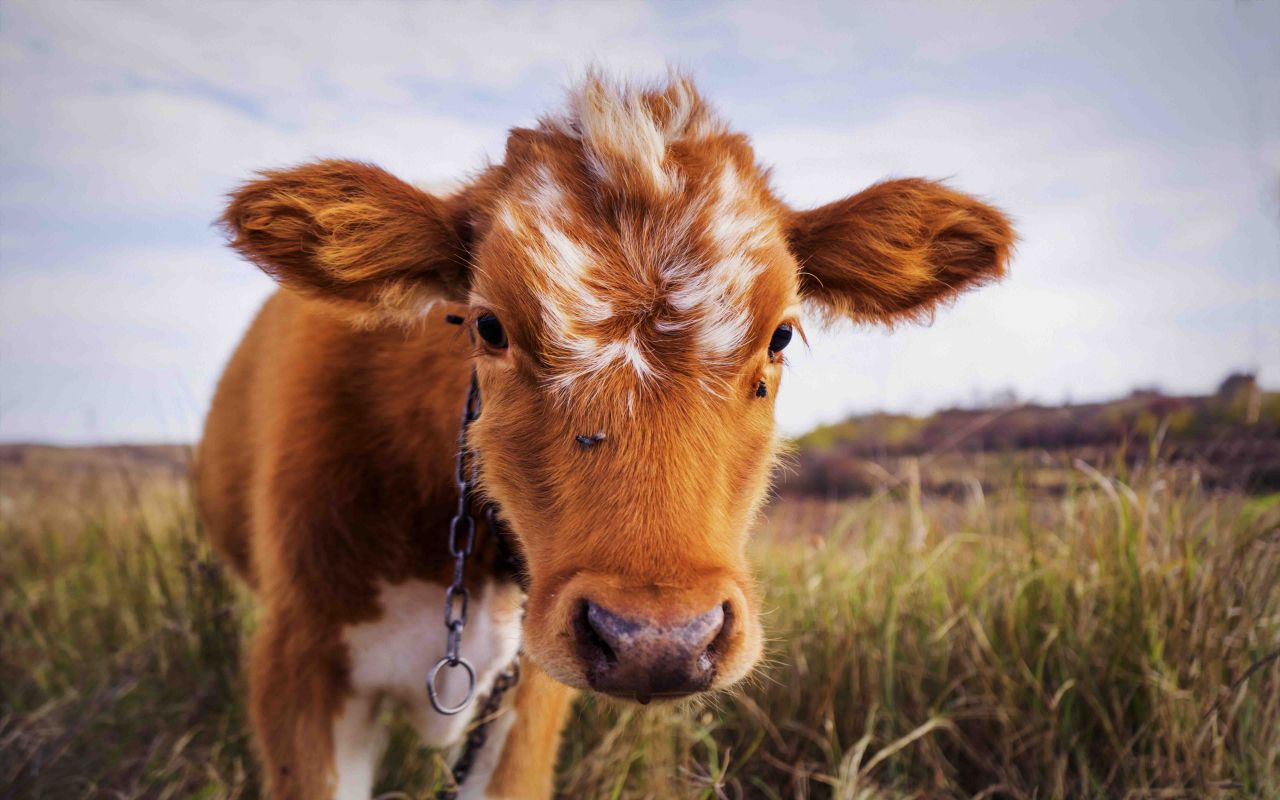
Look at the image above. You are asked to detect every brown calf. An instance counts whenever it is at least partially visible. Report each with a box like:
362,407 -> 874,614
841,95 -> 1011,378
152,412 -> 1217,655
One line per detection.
198,73 -> 1013,799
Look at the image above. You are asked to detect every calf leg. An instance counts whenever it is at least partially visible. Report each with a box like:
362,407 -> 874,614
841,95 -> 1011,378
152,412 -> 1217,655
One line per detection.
470,656 -> 577,800
331,693 -> 388,800
249,614 -> 358,800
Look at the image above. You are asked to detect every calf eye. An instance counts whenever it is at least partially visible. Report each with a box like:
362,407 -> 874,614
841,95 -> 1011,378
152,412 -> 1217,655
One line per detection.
768,323 -> 793,355
476,314 -> 507,349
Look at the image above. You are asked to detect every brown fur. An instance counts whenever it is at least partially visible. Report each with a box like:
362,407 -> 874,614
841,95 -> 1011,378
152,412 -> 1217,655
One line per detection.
198,73 -> 1013,799
788,178 -> 1015,325
221,160 -> 478,325
483,657 -> 577,798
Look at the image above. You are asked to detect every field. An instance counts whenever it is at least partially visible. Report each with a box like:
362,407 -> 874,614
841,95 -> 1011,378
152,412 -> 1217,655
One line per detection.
2,443 -> 1278,799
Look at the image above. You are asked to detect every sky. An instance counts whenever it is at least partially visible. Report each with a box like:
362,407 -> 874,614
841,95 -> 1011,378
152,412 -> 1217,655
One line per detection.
1,0 -> 1277,443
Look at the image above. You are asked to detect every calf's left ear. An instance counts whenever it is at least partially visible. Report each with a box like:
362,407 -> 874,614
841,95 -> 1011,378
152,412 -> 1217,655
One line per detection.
786,178 -> 1014,324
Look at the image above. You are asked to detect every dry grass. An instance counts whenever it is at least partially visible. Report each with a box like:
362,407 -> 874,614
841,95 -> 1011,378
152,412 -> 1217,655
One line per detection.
2,448 -> 1277,798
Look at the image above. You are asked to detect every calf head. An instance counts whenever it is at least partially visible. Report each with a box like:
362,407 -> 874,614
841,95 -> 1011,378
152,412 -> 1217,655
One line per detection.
222,74 -> 1013,702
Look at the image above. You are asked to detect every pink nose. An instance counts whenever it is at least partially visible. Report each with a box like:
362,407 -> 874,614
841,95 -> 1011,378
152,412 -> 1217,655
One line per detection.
573,599 -> 730,703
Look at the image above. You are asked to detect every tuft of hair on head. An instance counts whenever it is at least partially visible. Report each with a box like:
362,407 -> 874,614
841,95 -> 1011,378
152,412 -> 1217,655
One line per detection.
539,68 -> 727,196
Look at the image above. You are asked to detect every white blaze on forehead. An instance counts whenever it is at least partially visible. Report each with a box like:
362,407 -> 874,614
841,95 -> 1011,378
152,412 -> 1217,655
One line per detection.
540,227 -> 591,288
498,169 -> 613,337
547,329 -> 654,394
529,163 -> 569,220
710,165 -> 776,257
607,331 -> 654,381
500,165 -> 573,233
496,196 -> 638,387
669,252 -> 768,361
698,304 -> 755,360
665,163 -> 782,361
496,203 -> 522,237
534,226 -> 617,362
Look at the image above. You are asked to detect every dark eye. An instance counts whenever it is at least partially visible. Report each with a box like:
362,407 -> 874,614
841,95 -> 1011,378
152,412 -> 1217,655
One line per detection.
768,323 -> 793,355
476,313 -> 507,349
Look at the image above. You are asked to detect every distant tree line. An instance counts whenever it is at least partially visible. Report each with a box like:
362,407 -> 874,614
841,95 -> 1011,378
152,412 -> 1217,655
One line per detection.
785,373 -> 1280,495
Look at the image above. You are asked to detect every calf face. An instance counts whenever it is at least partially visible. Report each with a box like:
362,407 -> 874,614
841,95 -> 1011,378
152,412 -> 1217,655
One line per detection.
222,74 -> 1013,702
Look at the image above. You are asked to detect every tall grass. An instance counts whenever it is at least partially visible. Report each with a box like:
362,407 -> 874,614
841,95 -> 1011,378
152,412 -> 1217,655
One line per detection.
1,477 -> 257,798
2,452 -> 1277,798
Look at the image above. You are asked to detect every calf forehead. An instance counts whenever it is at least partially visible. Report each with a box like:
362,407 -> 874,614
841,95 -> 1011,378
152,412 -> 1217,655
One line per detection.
480,114 -> 796,396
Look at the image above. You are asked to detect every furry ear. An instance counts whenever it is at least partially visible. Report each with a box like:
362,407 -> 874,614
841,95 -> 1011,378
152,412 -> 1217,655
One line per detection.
787,178 -> 1014,324
220,160 -> 471,325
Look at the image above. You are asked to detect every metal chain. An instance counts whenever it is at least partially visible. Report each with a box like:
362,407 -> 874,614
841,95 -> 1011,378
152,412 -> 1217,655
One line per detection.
435,656 -> 521,800
426,359 -> 526,798
427,368 -> 483,716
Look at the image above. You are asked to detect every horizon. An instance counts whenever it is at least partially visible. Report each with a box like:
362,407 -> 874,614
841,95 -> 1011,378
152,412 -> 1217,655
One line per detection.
2,1 -> 1277,444
1,369 -> 1269,449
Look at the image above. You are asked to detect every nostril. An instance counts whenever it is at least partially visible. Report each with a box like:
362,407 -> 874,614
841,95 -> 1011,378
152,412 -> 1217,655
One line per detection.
575,599 -> 617,666
701,601 -> 734,670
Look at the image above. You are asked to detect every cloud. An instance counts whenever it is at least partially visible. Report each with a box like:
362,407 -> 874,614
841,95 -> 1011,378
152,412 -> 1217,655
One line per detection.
719,0 -> 1102,70
5,0 -> 670,98
1,241 -> 273,441
3,86 -> 503,223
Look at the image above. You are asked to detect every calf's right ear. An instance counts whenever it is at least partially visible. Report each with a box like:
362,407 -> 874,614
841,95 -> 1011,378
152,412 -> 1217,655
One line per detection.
220,160 -> 472,325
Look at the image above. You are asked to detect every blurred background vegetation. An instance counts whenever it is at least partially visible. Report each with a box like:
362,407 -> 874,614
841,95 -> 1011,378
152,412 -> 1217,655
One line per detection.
787,372 -> 1280,498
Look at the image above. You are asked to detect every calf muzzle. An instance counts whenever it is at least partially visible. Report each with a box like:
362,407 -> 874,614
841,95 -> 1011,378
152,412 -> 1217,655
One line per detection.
573,598 -> 731,703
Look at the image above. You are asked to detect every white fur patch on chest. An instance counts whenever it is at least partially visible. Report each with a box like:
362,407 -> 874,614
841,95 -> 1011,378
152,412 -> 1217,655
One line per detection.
342,579 -> 524,747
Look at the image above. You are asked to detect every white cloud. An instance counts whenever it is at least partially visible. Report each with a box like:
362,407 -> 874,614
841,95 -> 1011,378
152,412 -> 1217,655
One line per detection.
6,0 -> 669,98
0,241 -> 272,441
3,86 -> 503,222
719,0 -> 1102,71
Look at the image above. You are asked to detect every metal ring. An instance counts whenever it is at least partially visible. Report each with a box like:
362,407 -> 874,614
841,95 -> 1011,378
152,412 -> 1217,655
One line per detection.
427,656 -> 476,715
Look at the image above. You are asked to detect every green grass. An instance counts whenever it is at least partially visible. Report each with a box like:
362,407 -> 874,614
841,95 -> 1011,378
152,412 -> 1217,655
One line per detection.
2,453 -> 1278,798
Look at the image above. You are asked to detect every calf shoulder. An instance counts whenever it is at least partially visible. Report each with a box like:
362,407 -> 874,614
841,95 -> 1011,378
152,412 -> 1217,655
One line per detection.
197,291 -> 472,622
